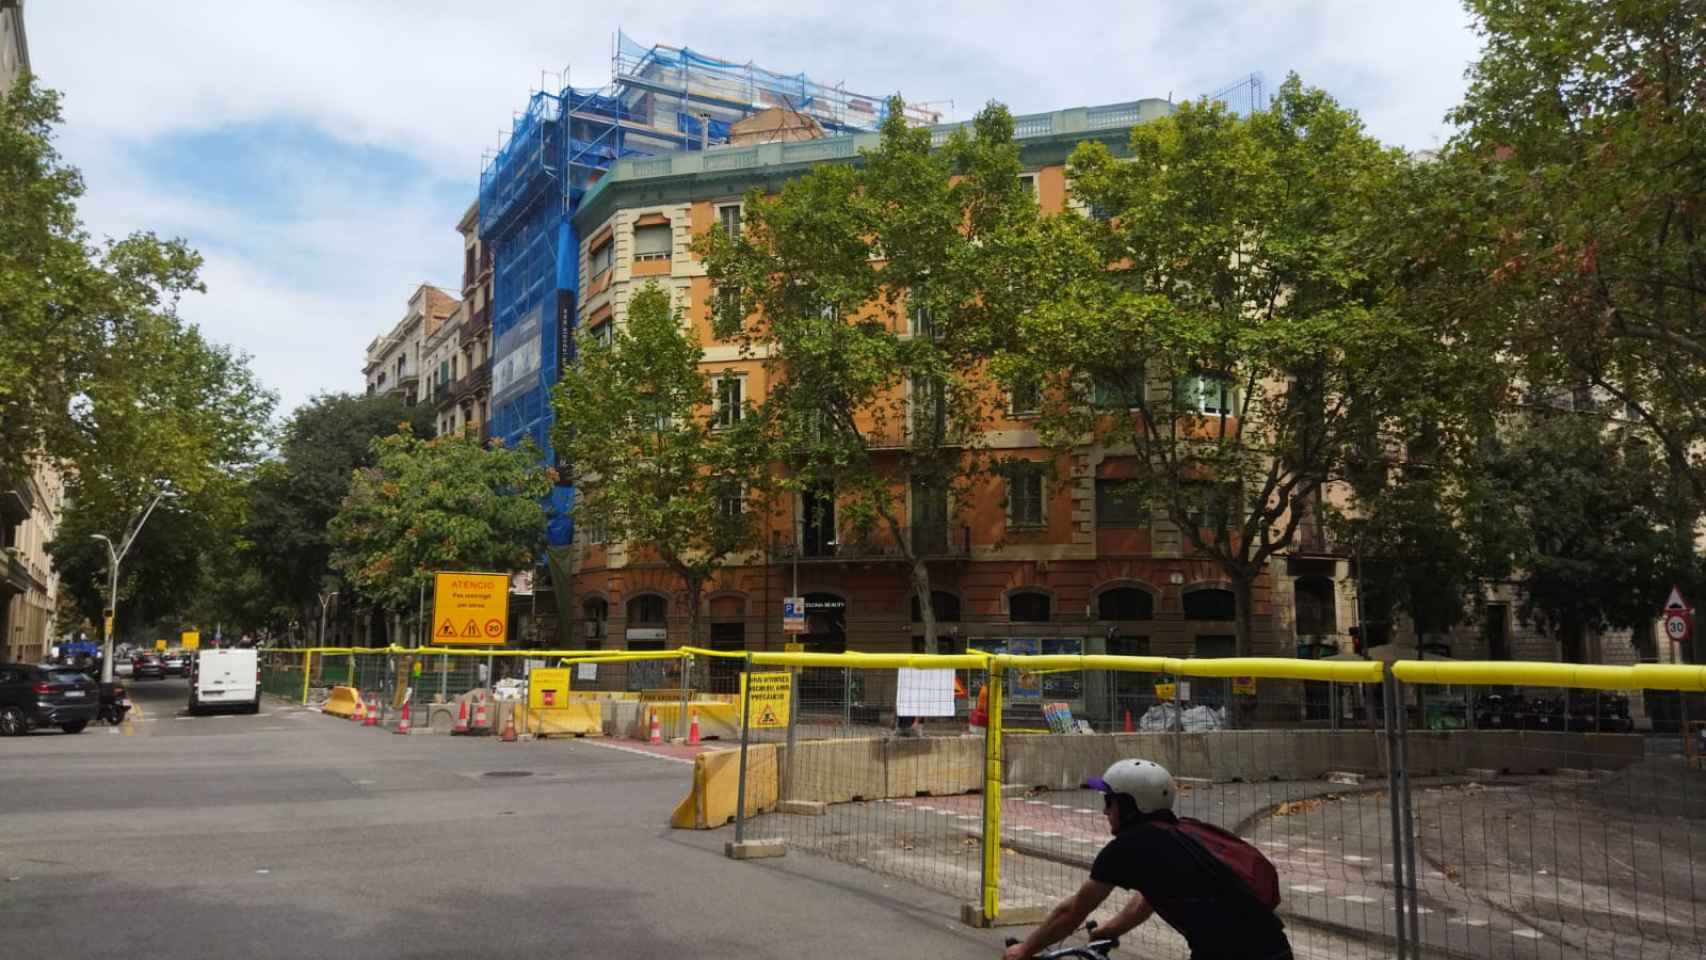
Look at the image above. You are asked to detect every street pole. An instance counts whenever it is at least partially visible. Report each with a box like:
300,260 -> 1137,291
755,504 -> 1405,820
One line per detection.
91,488 -> 170,684
318,591 -> 337,648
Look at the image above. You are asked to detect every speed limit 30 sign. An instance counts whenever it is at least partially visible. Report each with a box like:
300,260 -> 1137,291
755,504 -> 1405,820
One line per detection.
1663,585 -> 1693,645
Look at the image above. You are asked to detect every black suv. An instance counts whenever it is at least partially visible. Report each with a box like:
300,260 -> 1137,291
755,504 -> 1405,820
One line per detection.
0,663 -> 100,735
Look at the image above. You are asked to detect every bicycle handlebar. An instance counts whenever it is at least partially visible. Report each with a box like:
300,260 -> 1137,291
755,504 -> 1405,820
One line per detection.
1002,921 -> 1119,959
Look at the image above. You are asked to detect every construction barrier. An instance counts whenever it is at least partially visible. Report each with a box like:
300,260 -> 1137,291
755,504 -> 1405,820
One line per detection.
321,685 -> 364,719
672,743 -> 779,830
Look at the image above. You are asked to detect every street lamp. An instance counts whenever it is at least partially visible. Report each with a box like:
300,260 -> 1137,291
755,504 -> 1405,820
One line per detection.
318,591 -> 338,647
89,487 -> 172,683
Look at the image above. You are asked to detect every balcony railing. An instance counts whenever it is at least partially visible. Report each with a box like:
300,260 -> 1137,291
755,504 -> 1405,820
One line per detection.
769,524 -> 969,562
1291,520 -> 1343,556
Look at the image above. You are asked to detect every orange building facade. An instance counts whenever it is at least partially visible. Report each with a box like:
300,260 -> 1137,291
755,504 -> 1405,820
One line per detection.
563,100 -> 1354,717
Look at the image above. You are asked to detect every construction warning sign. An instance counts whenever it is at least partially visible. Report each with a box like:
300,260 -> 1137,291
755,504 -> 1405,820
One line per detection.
432,571 -> 510,646
741,671 -> 792,729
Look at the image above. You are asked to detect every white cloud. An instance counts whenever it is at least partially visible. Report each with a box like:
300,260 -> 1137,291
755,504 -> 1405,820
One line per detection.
25,0 -> 1485,414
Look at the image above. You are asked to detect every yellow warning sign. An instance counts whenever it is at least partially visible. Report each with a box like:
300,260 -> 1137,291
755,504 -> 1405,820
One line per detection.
1232,676 -> 1258,697
740,671 -> 791,729
431,571 -> 510,646
181,631 -> 200,650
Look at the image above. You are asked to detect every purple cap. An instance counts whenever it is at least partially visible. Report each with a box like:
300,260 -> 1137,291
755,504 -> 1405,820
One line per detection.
1086,777 -> 1113,793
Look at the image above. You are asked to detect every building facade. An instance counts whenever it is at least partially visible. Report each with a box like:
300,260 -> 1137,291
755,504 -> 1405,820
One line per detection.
1,0 -> 28,96
559,101 -> 1327,692
454,201 -> 493,439
363,284 -> 459,405
1,0 -> 59,665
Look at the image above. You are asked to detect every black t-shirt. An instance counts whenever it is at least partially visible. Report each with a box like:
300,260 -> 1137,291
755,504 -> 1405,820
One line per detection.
1090,815 -> 1289,960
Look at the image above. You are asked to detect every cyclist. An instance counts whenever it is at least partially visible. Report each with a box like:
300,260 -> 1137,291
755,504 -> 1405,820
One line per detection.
1003,759 -> 1292,960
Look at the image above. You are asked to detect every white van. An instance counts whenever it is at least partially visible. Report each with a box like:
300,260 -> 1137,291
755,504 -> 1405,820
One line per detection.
188,648 -> 260,715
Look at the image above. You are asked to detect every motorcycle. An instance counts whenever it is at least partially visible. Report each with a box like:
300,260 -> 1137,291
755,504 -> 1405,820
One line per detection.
97,682 -> 130,725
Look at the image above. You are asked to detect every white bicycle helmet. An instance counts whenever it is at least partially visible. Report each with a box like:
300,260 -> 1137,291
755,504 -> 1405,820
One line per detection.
1089,758 -> 1175,814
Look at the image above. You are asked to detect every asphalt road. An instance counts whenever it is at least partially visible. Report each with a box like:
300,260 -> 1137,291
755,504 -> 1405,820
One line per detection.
2,680 -> 1004,959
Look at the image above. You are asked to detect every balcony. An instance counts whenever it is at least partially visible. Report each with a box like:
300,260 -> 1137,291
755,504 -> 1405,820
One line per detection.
769,524 -> 969,562
1290,520 -> 1343,557
1,481 -> 33,525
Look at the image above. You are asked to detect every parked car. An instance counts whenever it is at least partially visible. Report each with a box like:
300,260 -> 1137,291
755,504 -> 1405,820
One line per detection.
131,654 -> 164,680
0,663 -> 101,735
188,648 -> 259,715
161,651 -> 190,677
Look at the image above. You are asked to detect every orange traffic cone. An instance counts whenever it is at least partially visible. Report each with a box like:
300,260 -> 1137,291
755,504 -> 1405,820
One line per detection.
648,709 -> 662,745
1123,709 -> 1134,733
687,707 -> 701,746
500,706 -> 518,743
472,697 -> 489,733
364,695 -> 379,727
351,695 -> 366,724
452,697 -> 470,735
394,701 -> 411,735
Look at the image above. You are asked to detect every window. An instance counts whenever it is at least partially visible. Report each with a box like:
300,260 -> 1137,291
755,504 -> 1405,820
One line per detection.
1093,368 -> 1143,409
1007,463 -> 1045,528
590,239 -> 613,277
714,374 -> 744,428
1095,479 -> 1143,528
1183,589 -> 1237,621
587,320 -> 613,347
582,598 -> 609,649
633,223 -> 672,261
910,591 -> 962,623
1293,577 -> 1336,637
1178,374 -> 1236,415
1009,591 -> 1051,622
909,299 -> 938,340
1097,588 -> 1154,621
1183,482 -> 1238,532
627,594 -> 668,625
714,285 -> 741,326
717,204 -> 741,240
1016,173 -> 1038,199
717,480 -> 745,520
580,514 -> 609,545
1571,384 -> 1598,412
1009,376 -> 1040,417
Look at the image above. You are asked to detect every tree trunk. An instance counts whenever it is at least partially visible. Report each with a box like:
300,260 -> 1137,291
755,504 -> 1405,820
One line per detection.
684,574 -> 705,649
1232,574 -> 1256,659
911,558 -> 937,655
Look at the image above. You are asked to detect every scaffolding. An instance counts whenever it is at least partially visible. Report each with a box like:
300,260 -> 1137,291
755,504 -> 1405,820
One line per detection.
477,33 -> 926,518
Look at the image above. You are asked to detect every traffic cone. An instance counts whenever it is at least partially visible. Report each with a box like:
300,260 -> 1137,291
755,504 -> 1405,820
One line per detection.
351,696 -> 366,724
687,707 -> 701,746
473,697 -> 489,733
394,701 -> 411,735
364,695 -> 379,727
452,697 -> 470,735
648,709 -> 662,745
500,705 -> 518,743
1123,709 -> 1134,733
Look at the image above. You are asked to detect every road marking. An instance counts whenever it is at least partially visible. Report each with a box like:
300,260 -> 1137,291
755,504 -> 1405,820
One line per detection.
175,716 -> 195,721
580,739 -> 694,766
1342,855 -> 1372,863
1339,895 -> 1376,904
1511,928 -> 1543,939
1447,918 -> 1490,927
1038,831 -> 1060,838
1297,847 -> 1326,854
1289,885 -> 1327,894
255,869 -> 270,875
1049,803 -> 1072,810
1024,800 -> 1046,805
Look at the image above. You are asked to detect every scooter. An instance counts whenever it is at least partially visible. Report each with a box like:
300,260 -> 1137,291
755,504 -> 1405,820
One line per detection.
97,682 -> 131,725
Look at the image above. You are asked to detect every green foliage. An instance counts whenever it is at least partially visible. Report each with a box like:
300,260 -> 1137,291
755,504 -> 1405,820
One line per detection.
552,283 -> 769,643
328,429 -> 551,613
1482,413 -> 1700,660
697,98 -> 1037,650
1005,77 -> 1432,655
1444,0 -> 1706,496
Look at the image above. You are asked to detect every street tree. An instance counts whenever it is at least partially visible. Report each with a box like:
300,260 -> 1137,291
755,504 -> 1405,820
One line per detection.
1002,78 -> 1444,657
698,99 -> 1036,652
328,429 -> 551,645
1482,412 -> 1703,663
243,392 -> 433,640
552,282 -> 770,647
1443,0 -> 1706,498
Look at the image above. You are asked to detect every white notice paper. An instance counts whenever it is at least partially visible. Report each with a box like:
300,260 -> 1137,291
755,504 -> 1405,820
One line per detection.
895,668 -> 956,717
576,662 -> 598,682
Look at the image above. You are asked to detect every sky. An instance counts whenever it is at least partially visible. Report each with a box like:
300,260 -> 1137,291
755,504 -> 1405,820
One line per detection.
28,0 -> 1485,419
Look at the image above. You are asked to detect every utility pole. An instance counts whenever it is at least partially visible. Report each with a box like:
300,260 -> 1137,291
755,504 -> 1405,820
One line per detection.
91,488 -> 171,684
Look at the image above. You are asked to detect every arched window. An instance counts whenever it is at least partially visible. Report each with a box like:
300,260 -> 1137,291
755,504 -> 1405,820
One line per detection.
1097,587 -> 1153,621
627,594 -> 667,625
1009,591 -> 1052,623
1182,588 -> 1236,621
911,591 -> 962,623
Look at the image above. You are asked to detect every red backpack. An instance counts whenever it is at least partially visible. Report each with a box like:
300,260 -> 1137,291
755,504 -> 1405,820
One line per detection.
1158,817 -> 1282,911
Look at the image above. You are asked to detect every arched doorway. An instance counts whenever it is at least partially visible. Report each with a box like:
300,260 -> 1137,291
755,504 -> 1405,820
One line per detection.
798,592 -> 848,714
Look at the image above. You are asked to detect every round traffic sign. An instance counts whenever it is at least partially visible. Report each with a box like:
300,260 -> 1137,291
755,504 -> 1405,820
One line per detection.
1665,613 -> 1690,642
484,618 -> 505,638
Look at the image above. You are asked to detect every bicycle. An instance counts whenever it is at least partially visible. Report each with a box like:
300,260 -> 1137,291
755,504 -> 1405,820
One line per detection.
1005,921 -> 1119,959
